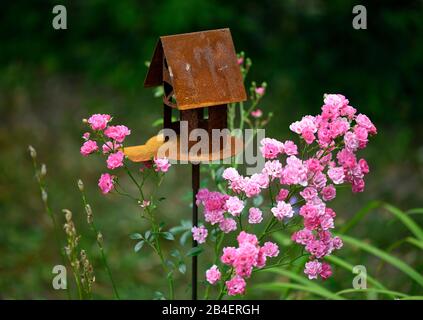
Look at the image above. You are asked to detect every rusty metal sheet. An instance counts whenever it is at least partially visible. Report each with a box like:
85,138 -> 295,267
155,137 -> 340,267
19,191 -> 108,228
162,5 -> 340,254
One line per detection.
144,28 -> 247,110
144,40 -> 164,87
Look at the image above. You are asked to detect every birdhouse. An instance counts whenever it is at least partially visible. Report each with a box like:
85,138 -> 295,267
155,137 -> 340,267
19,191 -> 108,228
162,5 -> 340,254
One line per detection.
128,28 -> 247,162
122,28 -> 247,300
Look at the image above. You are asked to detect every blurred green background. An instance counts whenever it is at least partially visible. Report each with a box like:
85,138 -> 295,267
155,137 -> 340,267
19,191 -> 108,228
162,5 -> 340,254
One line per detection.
0,0 -> 422,299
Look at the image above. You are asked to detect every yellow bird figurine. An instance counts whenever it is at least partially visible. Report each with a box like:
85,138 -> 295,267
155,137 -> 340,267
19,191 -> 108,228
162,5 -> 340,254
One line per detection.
123,134 -> 165,162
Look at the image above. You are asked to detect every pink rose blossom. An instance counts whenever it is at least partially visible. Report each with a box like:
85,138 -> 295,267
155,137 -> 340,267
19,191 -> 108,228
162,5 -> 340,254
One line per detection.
104,125 -> 131,143
248,208 -> 263,224
356,114 -> 377,135
237,231 -> 259,246
292,228 -> 315,245
327,166 -> 345,184
263,160 -> 283,180
80,140 -> 98,156
206,265 -> 221,284
154,157 -> 171,172
260,138 -> 283,159
354,126 -> 369,149
255,87 -> 265,96
289,115 -> 318,135
192,225 -> 208,244
242,178 -> 261,198
281,156 -> 308,186
250,173 -> 269,189
344,131 -> 359,152
98,173 -> 114,194
276,189 -> 289,201
222,167 -> 240,181
82,132 -> 90,140
106,151 -> 124,170
261,242 -> 279,257
226,276 -> 246,296
302,128 -> 316,144
321,184 -> 336,201
337,148 -> 357,169
219,218 -> 237,233
221,247 -> 237,265
282,140 -> 298,155
88,114 -> 111,131
358,158 -> 369,174
304,260 -> 322,280
332,236 -> 343,250
300,187 -> 318,201
271,201 -> 294,220
225,196 -> 244,216
102,141 -> 122,154
320,262 -> 332,280
251,109 -> 263,118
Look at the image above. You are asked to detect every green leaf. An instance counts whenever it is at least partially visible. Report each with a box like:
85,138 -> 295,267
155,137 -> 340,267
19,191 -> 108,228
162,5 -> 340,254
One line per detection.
152,118 -> 164,127
170,249 -> 181,259
340,234 -> 423,288
339,200 -> 381,234
178,262 -> 187,274
153,291 -> 165,300
162,232 -> 175,241
169,225 -> 190,234
134,241 -> 144,252
255,283 -> 344,300
383,203 -> 423,242
145,230 -> 151,240
215,166 -> 225,183
405,237 -> 423,250
165,260 -> 175,269
335,288 -> 409,299
129,233 -> 143,240
181,220 -> 192,228
399,296 -> 423,300
180,230 -> 191,246
325,255 -> 388,291
186,246 -> 203,257
406,208 -> 423,215
263,269 -> 343,300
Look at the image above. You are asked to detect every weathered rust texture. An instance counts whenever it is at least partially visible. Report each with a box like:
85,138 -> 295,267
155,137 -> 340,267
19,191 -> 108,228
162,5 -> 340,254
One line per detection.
145,28 -> 247,110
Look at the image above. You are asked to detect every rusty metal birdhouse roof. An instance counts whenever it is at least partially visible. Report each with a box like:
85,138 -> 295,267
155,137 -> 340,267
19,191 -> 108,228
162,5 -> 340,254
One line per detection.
144,28 -> 247,110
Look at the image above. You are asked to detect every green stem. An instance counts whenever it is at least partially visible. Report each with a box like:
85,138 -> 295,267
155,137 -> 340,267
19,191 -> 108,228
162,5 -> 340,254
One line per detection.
123,163 -> 175,299
31,158 -> 72,299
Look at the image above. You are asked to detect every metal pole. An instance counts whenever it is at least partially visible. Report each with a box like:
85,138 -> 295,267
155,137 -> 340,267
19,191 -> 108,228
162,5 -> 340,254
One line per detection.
192,163 -> 200,300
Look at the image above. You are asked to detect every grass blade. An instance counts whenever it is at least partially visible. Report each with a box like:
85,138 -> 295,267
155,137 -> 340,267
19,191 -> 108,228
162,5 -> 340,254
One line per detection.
325,255 -> 388,291
335,288 -> 408,299
340,234 -> 423,288
264,268 -> 344,300
255,283 -> 344,300
339,200 -> 381,234
383,203 -> 423,242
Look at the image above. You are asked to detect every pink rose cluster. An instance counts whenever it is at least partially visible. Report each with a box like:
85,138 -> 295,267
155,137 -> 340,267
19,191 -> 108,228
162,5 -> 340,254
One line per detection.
80,114 -> 132,194
195,189 -> 241,234
206,231 -> 278,295
200,94 -> 376,284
